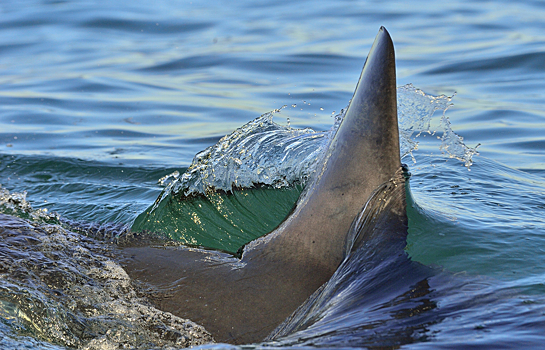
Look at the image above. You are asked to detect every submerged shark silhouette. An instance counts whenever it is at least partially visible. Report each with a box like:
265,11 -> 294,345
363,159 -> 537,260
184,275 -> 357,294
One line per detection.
120,27 -> 407,344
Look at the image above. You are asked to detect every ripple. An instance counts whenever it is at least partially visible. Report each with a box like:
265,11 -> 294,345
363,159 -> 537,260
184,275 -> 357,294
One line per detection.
424,51 -> 545,75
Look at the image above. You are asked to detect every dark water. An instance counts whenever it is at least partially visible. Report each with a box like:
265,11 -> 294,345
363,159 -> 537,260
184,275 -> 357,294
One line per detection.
0,0 -> 545,349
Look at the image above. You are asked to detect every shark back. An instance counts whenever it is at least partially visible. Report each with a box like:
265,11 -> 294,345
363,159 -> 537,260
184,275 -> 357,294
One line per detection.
120,27 -> 405,345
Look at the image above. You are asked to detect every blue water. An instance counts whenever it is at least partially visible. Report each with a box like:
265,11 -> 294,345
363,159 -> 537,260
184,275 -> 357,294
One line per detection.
0,0 -> 545,349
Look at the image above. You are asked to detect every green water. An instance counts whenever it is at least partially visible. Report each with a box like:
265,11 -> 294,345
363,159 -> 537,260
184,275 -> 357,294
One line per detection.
132,184 -> 303,253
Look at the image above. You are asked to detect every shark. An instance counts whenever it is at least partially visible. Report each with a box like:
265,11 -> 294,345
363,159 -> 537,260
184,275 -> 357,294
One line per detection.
119,26 -> 407,345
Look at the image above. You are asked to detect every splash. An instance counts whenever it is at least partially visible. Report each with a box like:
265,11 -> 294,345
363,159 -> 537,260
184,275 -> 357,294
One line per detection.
165,107 -> 330,198
397,84 -> 480,166
0,185 -> 60,223
160,85 -> 478,198
438,113 -> 481,168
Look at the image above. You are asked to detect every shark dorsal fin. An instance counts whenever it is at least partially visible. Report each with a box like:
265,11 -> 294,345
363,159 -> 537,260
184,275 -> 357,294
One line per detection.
244,27 -> 401,276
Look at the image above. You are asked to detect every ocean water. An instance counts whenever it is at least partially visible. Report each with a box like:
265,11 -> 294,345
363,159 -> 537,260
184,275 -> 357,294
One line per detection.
0,0 -> 544,349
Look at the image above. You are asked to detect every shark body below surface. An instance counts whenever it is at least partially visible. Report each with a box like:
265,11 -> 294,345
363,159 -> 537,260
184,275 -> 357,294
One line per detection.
119,27 -> 408,344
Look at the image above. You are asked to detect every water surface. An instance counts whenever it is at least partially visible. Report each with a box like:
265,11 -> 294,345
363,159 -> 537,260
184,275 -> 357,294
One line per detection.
0,0 -> 544,349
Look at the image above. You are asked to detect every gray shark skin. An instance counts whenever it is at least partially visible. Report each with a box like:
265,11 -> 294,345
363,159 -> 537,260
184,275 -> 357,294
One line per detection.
119,26 -> 405,344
